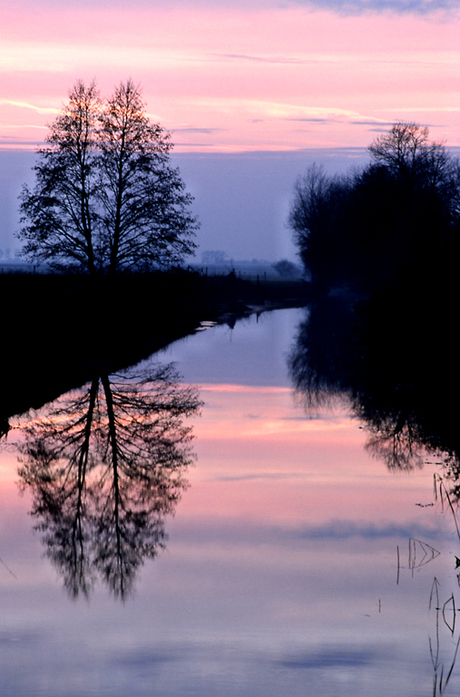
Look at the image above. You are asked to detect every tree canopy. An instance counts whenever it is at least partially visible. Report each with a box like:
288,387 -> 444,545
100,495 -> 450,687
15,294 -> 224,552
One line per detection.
18,80 -> 199,275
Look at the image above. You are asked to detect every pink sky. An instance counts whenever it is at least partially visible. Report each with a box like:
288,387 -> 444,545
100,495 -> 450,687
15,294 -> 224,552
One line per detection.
1,1 -> 459,151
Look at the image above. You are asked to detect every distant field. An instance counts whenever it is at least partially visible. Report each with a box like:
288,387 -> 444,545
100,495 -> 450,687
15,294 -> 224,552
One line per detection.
0,261 -> 37,273
1,260 -> 305,280
189,260 -> 303,281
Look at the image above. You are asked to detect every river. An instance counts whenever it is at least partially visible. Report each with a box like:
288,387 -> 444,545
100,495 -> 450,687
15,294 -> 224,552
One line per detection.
0,307 -> 458,696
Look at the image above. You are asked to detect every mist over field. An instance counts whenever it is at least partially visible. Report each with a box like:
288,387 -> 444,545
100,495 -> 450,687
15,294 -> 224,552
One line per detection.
0,148 -> 370,264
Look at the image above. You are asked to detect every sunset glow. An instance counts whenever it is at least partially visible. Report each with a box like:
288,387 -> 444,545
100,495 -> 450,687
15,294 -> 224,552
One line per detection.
1,1 -> 459,151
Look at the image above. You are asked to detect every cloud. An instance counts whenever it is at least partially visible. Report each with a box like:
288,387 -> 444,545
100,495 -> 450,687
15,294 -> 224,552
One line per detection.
0,100 -> 59,116
290,0 -> 460,15
10,0 -> 460,12
215,53 -> 331,66
283,111 -> 394,130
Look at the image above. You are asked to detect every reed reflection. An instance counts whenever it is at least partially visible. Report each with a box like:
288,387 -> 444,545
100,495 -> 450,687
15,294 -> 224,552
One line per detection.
289,289 -> 459,483
17,363 -> 201,600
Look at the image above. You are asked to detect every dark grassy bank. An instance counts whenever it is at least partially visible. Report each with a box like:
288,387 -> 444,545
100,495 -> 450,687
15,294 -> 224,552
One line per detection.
1,270 -> 312,427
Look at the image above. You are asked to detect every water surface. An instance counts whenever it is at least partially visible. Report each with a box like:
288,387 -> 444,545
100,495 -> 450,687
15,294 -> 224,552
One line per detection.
0,308 -> 457,696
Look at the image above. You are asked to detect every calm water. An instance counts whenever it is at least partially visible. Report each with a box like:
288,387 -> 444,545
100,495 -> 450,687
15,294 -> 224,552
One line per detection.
0,307 -> 458,696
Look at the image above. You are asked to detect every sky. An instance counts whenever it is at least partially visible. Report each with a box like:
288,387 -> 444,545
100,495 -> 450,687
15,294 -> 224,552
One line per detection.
1,0 -> 459,260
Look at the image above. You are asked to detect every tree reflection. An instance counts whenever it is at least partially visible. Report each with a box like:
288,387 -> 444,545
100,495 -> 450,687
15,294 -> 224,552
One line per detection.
290,287 -> 460,692
289,287 -> 459,484
17,363 -> 201,599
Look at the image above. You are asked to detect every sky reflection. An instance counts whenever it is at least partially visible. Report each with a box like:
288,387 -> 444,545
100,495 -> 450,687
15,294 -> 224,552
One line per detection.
0,308 -> 458,695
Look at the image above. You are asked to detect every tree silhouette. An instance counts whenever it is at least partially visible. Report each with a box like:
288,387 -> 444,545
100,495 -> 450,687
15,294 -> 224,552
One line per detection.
18,80 -> 198,275
288,164 -> 353,290
272,259 -> 301,278
368,122 -> 453,191
17,363 -> 201,599
289,123 -> 460,294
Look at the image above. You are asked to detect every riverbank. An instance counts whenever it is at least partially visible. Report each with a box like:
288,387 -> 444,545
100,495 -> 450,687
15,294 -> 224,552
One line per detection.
0,270 -> 313,426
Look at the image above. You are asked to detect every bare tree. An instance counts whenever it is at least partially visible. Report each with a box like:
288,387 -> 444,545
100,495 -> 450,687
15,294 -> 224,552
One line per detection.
368,122 -> 452,191
19,81 -> 101,274
272,259 -> 300,278
18,80 -> 198,275
98,80 -> 198,274
288,164 -> 353,288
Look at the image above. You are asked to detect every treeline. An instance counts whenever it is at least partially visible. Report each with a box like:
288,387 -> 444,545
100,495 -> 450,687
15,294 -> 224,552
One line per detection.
289,123 -> 460,295
288,123 -> 460,482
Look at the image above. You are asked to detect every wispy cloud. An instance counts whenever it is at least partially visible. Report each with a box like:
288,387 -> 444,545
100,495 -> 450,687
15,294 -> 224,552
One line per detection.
214,53 -> 334,66
283,108 -> 391,127
171,127 -> 225,135
0,100 -> 59,116
290,0 -> 460,16
10,0 -> 460,12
